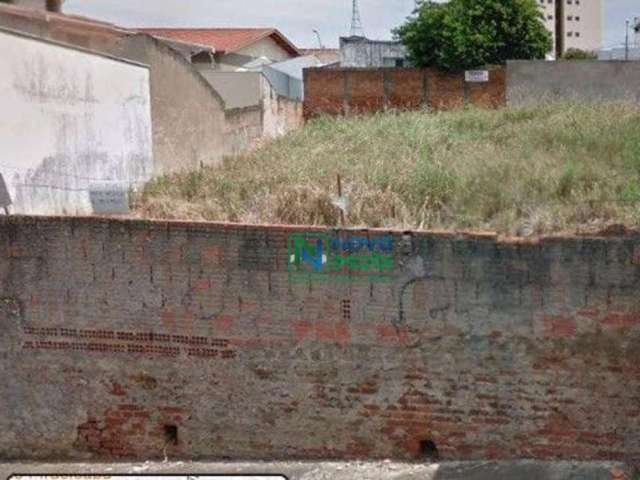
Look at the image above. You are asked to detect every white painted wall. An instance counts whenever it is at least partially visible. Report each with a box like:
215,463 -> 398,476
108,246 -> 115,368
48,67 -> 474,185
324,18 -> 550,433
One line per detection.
236,37 -> 292,63
0,30 -> 153,215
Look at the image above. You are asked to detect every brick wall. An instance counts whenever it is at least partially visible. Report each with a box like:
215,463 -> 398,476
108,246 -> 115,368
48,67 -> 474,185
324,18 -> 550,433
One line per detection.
303,67 -> 506,118
0,216 -> 639,464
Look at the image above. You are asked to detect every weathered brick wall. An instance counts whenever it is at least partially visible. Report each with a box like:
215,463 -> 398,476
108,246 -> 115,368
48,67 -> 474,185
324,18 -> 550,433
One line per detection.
303,68 -> 344,117
1,216 -> 639,464
303,67 -> 506,118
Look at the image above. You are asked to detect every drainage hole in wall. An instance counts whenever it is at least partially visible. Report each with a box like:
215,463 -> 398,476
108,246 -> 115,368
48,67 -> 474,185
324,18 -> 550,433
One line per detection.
164,424 -> 178,445
419,439 -> 439,460
341,299 -> 351,321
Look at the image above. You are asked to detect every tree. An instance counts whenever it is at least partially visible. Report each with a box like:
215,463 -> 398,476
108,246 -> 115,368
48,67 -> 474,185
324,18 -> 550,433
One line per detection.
562,48 -> 597,60
396,0 -> 553,72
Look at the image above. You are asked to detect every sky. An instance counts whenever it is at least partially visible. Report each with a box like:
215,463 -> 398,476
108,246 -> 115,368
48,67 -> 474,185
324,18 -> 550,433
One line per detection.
63,0 -> 638,50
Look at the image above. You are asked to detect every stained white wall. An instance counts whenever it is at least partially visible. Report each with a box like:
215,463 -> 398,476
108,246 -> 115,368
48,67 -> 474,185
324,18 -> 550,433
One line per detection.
0,30 -> 153,215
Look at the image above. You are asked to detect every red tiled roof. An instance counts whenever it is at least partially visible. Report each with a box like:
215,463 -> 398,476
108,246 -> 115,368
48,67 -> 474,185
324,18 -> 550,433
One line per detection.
138,28 -> 300,56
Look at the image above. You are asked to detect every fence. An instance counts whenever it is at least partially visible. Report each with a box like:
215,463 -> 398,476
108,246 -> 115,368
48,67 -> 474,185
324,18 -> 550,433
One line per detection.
303,66 -> 506,118
2,215 -> 640,462
507,60 -> 640,105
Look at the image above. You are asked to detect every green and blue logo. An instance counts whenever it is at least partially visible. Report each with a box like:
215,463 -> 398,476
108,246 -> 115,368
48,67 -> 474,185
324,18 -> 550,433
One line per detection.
287,232 -> 394,283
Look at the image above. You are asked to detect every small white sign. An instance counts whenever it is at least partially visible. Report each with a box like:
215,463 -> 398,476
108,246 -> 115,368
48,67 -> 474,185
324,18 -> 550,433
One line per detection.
89,182 -> 130,215
465,70 -> 490,82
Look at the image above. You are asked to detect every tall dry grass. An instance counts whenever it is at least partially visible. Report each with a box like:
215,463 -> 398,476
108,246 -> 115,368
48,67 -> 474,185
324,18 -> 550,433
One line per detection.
134,100 -> 640,235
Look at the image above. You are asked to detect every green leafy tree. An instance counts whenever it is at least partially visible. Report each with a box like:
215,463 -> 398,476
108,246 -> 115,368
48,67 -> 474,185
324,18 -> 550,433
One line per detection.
396,0 -> 552,72
562,48 -> 597,60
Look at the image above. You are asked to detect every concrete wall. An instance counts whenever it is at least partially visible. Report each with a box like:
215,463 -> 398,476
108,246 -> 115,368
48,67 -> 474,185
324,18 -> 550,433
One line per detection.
223,77 -> 303,156
304,67 -> 506,118
0,5 -> 227,174
1,215 -> 640,463
210,72 -> 302,156
224,106 -> 263,156
507,60 -> 640,104
262,86 -> 304,139
0,29 -> 152,215
340,36 -> 408,68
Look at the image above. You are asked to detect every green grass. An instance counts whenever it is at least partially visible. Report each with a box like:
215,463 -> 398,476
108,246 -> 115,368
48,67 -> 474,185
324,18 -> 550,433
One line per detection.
134,100 -> 640,236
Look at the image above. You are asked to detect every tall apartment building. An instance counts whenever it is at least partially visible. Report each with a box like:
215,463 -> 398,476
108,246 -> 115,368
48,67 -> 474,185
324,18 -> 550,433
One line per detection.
538,0 -> 602,58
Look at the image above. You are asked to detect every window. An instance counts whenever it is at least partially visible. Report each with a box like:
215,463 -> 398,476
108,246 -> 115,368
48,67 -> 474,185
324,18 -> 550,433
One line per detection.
575,16 -> 580,21
548,15 -> 553,20
567,31 -> 573,36
567,15 -> 573,21
575,32 -> 580,37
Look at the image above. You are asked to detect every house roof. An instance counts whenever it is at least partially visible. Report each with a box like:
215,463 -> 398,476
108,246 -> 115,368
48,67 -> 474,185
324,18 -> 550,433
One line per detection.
299,48 -> 340,64
138,28 -> 300,56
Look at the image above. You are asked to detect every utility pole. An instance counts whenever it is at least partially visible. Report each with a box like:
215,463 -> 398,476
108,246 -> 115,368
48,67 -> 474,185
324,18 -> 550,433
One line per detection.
555,0 -> 564,59
625,19 -> 630,61
350,0 -> 365,37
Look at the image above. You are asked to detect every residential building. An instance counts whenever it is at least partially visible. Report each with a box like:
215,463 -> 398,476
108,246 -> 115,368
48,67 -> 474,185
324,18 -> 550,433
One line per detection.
538,0 -> 603,58
300,48 -> 340,65
139,28 -> 300,71
339,35 -> 407,68
138,26 -> 305,155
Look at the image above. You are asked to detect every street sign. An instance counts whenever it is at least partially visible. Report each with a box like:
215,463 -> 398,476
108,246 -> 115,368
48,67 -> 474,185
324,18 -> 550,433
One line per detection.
465,70 -> 490,82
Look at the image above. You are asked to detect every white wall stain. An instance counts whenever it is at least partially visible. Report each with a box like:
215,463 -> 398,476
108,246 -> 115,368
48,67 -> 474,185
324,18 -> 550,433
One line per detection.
0,30 -> 153,215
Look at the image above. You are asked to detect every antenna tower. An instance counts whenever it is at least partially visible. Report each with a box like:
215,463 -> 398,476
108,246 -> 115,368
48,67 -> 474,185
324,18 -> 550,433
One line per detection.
350,0 -> 365,37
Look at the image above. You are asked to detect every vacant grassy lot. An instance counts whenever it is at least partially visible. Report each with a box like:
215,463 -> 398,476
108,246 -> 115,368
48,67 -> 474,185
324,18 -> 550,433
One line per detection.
135,101 -> 640,235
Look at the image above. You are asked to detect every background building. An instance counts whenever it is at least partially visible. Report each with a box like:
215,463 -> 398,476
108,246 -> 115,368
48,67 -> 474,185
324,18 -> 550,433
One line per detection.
339,36 -> 407,68
140,28 -> 300,71
538,0 -> 603,58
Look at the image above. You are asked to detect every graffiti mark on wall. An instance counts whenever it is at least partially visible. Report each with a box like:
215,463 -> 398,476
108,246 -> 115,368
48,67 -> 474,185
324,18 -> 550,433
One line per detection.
288,232 -> 394,283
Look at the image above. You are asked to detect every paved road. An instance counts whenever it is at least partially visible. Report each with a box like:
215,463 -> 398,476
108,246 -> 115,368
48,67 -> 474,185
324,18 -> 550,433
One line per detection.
0,460 -> 634,480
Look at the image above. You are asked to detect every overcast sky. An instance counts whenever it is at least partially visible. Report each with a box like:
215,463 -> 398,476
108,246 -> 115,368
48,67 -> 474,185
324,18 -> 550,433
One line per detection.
64,0 -> 638,50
